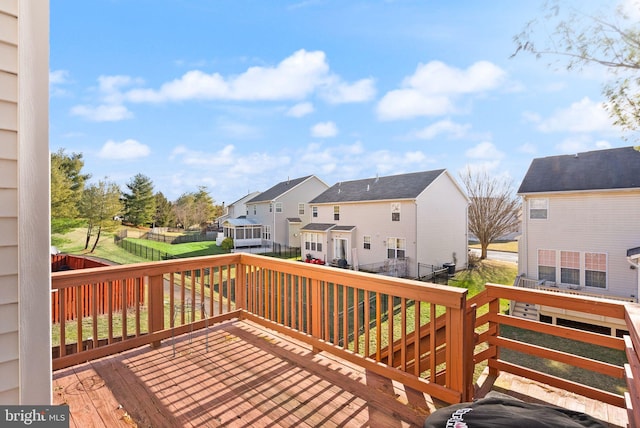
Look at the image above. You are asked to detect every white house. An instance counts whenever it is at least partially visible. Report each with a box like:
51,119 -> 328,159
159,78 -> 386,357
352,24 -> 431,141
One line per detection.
0,1 -> 51,404
302,170 -> 469,278
227,175 -> 329,248
215,191 -> 260,227
517,146 -> 640,335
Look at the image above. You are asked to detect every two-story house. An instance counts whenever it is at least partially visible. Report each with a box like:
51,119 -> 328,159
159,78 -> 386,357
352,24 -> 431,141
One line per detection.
229,175 -> 329,248
517,146 -> 640,335
302,169 -> 469,278
0,1 -> 51,403
215,191 -> 261,227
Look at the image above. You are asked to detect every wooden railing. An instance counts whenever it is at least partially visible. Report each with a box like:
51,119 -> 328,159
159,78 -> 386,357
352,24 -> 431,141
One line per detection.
516,276 -> 637,303
472,283 -> 637,410
51,253 -> 472,404
51,255 -> 640,416
625,304 -> 640,428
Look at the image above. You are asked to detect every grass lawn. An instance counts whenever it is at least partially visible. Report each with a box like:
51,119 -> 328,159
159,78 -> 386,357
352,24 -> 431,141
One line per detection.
126,237 -> 229,258
53,226 -> 150,264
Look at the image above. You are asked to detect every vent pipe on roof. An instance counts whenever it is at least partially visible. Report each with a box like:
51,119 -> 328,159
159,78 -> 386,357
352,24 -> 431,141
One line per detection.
367,184 -> 370,191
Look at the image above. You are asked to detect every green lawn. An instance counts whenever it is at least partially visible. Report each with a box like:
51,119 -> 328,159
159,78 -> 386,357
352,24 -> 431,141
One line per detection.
126,237 -> 228,257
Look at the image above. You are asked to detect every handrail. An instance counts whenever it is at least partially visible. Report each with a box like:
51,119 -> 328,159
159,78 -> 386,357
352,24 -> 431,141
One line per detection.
51,255 -> 640,416
473,283 -> 635,410
51,253 -> 472,404
624,304 -> 640,428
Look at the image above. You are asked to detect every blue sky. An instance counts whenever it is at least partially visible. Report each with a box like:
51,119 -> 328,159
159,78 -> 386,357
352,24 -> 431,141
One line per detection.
50,0 -> 631,205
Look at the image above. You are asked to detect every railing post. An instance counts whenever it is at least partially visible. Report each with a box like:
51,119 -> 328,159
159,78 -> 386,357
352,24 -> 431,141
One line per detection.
311,278 -> 322,353
488,295 -> 500,377
445,296 -> 467,403
463,303 -> 477,402
148,273 -> 164,348
236,261 -> 246,311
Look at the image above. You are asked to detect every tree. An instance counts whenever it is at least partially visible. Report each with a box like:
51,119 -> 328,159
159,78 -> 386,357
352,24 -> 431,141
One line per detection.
79,179 -> 122,252
172,186 -> 216,230
122,174 -> 155,227
512,1 -> 640,137
460,168 -> 521,260
192,186 -> 216,227
51,149 -> 90,234
173,192 -> 195,229
153,192 -> 175,227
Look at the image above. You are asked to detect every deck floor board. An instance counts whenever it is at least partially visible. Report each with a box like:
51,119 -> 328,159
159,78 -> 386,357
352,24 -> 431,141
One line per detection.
53,319 -> 627,428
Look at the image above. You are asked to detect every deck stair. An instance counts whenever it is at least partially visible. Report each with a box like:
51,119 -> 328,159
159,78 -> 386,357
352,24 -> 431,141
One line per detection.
510,301 -> 539,320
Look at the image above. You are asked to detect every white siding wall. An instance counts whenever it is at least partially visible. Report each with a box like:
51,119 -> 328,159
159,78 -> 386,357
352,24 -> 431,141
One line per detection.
0,0 -> 51,404
0,1 -> 20,404
249,177 -> 328,246
317,200 -> 418,271
520,191 -> 640,299
416,172 -> 468,272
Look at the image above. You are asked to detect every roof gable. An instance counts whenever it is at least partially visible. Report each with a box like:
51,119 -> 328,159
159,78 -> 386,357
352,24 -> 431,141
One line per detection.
518,146 -> 640,194
247,175 -> 314,203
310,169 -> 446,203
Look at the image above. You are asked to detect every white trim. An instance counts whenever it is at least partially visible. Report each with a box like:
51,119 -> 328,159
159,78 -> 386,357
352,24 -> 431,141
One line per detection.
18,0 -> 51,404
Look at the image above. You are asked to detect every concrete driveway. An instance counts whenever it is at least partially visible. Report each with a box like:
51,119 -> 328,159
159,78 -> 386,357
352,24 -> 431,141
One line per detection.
469,248 -> 518,264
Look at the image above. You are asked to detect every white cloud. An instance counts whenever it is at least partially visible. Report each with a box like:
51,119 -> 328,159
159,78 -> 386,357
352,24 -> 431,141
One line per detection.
286,102 -> 314,117
465,141 -> 504,160
377,60 -> 506,121
311,121 -> 338,138
537,97 -> 615,133
620,0 -> 640,20
125,50 -> 373,105
555,136 -> 613,154
321,77 -> 376,103
70,104 -> 133,122
411,120 -> 472,140
98,139 -> 151,160
50,70 -> 70,84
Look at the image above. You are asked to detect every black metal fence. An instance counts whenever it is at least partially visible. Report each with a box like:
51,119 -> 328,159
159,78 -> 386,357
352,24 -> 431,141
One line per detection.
114,236 -> 177,261
417,263 -> 450,285
146,231 -> 217,244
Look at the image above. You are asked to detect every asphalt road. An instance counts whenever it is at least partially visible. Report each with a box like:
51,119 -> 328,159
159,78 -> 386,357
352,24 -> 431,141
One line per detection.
469,248 -> 518,264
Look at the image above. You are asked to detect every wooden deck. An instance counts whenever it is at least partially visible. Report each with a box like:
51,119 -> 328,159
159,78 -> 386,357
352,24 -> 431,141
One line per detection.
53,319 -> 628,428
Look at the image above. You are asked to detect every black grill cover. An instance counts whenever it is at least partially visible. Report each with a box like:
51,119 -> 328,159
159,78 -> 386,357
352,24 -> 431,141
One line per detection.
424,395 -> 607,428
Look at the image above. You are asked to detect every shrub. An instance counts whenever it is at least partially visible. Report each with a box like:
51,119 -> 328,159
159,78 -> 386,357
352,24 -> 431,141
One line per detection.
221,237 -> 234,252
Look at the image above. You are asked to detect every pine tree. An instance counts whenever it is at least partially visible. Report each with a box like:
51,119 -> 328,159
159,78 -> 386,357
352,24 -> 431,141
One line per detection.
122,174 -> 155,227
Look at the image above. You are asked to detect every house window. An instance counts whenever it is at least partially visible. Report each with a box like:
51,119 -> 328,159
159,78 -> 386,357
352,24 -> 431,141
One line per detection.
334,206 -> 340,221
538,249 -> 556,282
253,205 -> 256,215
263,225 -> 271,241
312,206 -> 318,218
275,202 -> 283,213
305,233 -> 322,252
363,235 -> 371,250
391,202 -> 400,221
560,251 -> 580,285
269,203 -> 273,213
298,203 -> 305,215
585,252 -> 607,288
530,198 -> 548,219
387,237 -> 406,259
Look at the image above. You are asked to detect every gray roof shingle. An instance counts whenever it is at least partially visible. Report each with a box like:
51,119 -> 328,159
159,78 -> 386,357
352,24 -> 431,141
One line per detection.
309,169 -> 446,203
518,146 -> 640,194
248,175 -> 314,203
